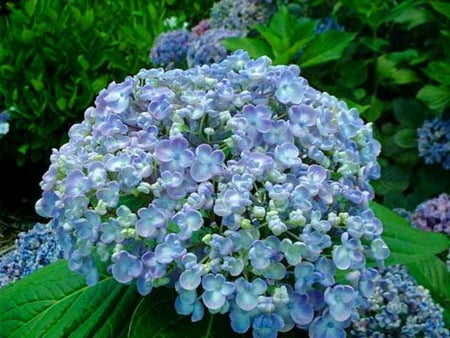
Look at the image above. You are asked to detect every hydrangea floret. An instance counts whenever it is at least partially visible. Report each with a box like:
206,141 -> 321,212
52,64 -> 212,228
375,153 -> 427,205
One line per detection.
417,118 -> 450,170
36,51 -> 388,337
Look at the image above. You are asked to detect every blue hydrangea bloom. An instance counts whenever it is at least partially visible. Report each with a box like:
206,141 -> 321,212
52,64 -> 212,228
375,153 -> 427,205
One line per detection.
150,29 -> 192,69
349,265 -> 449,337
0,111 -> 9,137
209,0 -> 276,33
0,223 -> 63,288
417,118 -> 450,170
36,51 -> 386,336
186,28 -> 244,67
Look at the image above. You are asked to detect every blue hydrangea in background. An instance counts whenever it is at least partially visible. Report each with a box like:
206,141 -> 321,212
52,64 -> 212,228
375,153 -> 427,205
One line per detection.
0,111 -> 9,137
209,0 -> 276,33
349,264 -> 449,337
411,193 -> 450,235
315,17 -> 345,34
35,51 -> 389,336
149,29 -> 192,69
417,118 -> 450,170
186,28 -> 244,67
0,223 -> 63,288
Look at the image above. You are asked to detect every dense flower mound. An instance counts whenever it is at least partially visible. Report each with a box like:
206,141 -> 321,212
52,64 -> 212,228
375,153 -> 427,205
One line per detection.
186,28 -> 244,67
417,118 -> 450,170
0,223 -> 63,288
349,265 -> 449,337
36,51 -> 388,337
149,29 -> 193,69
209,0 -> 276,33
411,193 -> 450,235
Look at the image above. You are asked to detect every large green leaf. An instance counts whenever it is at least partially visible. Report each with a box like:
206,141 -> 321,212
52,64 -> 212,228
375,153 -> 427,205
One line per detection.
393,128 -> 417,149
299,31 -> 356,68
129,288 -> 234,338
370,202 -> 450,265
0,261 -> 142,338
371,165 -> 410,195
417,84 -> 450,116
430,1 -> 450,19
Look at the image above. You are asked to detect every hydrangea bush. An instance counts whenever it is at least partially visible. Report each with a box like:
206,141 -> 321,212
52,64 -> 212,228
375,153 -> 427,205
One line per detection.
417,118 -> 450,170
0,223 -> 62,288
35,51 -> 390,337
350,265 -> 449,337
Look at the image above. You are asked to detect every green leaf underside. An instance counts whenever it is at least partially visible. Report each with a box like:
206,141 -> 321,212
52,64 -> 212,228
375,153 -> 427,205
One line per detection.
0,261 -> 141,338
370,202 -> 450,265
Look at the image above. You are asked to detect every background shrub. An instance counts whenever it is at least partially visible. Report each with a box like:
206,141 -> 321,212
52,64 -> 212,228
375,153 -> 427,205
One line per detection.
0,0 -> 213,215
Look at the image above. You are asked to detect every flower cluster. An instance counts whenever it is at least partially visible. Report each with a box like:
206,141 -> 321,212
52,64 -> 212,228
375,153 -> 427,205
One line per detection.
36,51 -> 387,337
349,265 -> 449,337
186,28 -> 244,67
209,0 -> 276,33
417,118 -> 450,170
0,222 -> 63,288
0,111 -> 9,137
411,193 -> 450,235
149,29 -> 193,69
150,0 -> 275,69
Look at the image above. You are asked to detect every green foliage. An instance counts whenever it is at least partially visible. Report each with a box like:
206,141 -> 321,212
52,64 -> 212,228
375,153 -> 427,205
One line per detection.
223,6 -> 354,66
0,261 -> 142,337
0,0 -> 167,166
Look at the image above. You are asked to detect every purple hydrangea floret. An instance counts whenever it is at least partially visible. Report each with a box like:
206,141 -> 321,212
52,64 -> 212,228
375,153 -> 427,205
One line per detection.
36,51 -> 386,337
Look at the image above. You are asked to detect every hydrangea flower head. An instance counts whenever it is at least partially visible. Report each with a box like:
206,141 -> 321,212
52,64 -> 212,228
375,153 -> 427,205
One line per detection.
209,0 -> 276,33
411,193 -> 450,235
150,29 -> 192,69
417,118 -> 450,170
350,265 -> 449,337
36,51 -> 385,336
186,28 -> 244,67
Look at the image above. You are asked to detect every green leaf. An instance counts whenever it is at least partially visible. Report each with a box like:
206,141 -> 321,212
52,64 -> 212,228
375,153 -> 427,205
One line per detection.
393,7 -> 432,29
24,0 -> 37,17
300,31 -> 356,68
391,98 -> 426,127
393,128 -> 417,148
362,96 -> 384,122
0,261 -> 142,337
417,85 -> 450,116
430,1 -> 450,19
424,61 -> 450,85
390,69 -> 419,84
222,37 -> 273,60
371,165 -> 410,195
370,202 -> 450,265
